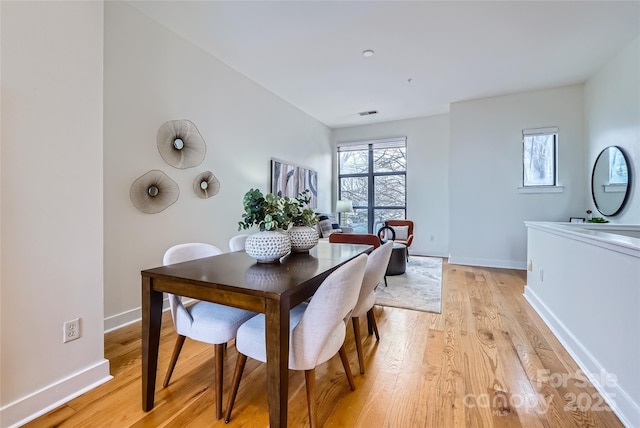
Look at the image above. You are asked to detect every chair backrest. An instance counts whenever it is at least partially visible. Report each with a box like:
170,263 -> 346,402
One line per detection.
353,241 -> 394,315
229,235 -> 249,252
163,243 -> 223,327
383,220 -> 414,247
328,233 -> 380,249
291,254 -> 367,369
386,219 -> 413,236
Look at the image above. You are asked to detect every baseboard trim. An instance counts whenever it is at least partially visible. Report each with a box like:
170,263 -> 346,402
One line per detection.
524,287 -> 640,428
0,359 -> 112,428
104,306 -> 144,333
409,250 -> 449,258
104,297 -> 194,333
448,255 -> 526,270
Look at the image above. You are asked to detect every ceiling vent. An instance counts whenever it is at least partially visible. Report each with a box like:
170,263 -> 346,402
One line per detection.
358,110 -> 378,116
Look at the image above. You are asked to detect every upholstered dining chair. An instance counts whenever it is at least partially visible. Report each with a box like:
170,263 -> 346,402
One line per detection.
228,234 -> 248,252
328,232 -> 381,249
350,241 -> 393,374
329,233 -> 389,286
224,254 -> 368,428
162,243 -> 256,419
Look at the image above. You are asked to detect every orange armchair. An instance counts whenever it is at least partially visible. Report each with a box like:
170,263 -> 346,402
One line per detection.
384,220 -> 414,249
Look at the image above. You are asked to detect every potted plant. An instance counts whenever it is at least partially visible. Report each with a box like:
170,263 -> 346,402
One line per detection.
238,188 -> 291,263
282,190 -> 319,252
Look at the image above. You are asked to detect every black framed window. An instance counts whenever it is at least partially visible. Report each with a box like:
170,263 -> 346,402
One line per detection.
337,138 -> 407,234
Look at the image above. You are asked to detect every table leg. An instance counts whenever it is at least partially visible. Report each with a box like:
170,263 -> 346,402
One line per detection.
265,298 -> 290,428
142,276 -> 163,411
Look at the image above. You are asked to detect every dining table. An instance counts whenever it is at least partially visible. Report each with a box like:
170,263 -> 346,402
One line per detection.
140,241 -> 372,428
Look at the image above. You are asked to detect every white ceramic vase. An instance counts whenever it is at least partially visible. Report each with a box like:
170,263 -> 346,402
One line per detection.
245,230 -> 291,263
287,225 -> 319,252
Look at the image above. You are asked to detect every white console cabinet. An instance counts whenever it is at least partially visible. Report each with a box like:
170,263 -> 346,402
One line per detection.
524,221 -> 640,428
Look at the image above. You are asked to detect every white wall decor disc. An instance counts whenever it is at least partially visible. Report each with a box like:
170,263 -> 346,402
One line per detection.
157,119 -> 206,169
193,171 -> 220,199
130,170 -> 179,214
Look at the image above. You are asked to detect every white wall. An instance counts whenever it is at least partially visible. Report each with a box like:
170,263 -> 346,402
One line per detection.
585,36 -> 640,223
0,2 -> 110,427
332,115 -> 450,257
449,85 -> 586,269
103,2 -> 333,328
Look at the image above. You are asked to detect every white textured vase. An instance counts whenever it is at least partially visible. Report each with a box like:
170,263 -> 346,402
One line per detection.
245,230 -> 291,263
287,226 -> 319,253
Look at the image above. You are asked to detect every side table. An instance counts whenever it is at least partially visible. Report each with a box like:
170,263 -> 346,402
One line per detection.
386,242 -> 407,276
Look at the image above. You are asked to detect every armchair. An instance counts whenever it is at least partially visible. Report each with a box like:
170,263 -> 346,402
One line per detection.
384,219 -> 414,250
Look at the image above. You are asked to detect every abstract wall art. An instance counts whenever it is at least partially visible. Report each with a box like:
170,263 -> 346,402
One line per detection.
270,159 -> 317,208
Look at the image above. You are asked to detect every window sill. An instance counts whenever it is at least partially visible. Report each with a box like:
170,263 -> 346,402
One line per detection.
517,185 -> 564,194
603,184 -> 626,193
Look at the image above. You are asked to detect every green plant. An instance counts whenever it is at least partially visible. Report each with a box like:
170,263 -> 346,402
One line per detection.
282,190 -> 318,227
238,188 -> 286,231
588,217 -> 609,223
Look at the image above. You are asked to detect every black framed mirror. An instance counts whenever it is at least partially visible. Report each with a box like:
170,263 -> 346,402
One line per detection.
591,146 -> 631,216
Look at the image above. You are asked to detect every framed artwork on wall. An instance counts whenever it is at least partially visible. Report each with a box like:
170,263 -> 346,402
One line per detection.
271,158 -> 318,208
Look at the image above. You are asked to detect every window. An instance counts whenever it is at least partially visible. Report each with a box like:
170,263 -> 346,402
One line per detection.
338,138 -> 406,234
608,148 -> 628,184
522,127 -> 558,187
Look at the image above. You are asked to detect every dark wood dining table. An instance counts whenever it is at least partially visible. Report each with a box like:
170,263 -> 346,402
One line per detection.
140,241 -> 372,428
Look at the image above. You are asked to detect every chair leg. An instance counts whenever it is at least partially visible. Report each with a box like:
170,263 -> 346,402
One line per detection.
214,343 -> 224,420
367,309 -> 380,342
365,302 -> 375,335
338,345 -> 356,390
163,335 -> 186,387
384,275 -> 388,287
351,317 -> 365,374
304,369 -> 318,428
224,353 -> 247,423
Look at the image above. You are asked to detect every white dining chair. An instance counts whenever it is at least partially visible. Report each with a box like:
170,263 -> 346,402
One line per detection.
228,234 -> 248,252
162,243 -> 256,419
224,254 -> 368,427
350,240 -> 393,374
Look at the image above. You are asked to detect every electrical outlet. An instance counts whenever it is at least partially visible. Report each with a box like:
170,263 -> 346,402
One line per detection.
63,318 -> 81,343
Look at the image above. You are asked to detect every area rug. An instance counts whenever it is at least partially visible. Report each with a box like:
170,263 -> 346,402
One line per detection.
375,256 -> 443,313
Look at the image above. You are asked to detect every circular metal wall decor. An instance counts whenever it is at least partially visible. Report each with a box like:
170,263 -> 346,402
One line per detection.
130,170 -> 179,214
157,119 -> 206,169
193,171 -> 220,199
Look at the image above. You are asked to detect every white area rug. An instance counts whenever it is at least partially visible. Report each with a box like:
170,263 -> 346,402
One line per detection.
375,256 -> 443,313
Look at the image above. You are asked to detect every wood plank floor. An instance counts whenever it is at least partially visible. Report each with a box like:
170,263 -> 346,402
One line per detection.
25,260 -> 623,427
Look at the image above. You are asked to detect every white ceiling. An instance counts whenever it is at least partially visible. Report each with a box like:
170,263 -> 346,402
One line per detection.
130,1 -> 640,129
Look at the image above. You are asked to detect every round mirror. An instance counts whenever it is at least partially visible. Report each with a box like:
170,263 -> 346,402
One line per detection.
173,138 -> 184,150
591,146 -> 631,216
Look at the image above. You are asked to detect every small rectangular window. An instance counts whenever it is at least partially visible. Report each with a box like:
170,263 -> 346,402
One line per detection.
522,127 -> 558,187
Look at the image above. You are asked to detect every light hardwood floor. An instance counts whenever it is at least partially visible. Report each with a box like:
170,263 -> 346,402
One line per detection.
25,260 -> 623,427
